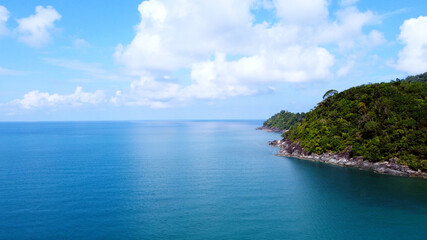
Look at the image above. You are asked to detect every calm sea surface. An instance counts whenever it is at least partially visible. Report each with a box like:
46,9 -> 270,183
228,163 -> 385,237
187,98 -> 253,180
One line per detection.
0,121 -> 426,239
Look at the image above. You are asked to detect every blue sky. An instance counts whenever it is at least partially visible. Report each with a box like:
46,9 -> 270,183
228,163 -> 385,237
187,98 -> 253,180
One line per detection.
0,0 -> 426,121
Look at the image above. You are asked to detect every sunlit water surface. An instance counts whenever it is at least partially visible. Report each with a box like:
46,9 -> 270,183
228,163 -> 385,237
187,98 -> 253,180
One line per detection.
1,121 -> 426,239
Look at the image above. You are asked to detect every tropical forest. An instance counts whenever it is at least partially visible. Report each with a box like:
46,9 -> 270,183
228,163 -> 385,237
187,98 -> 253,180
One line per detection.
270,73 -> 427,170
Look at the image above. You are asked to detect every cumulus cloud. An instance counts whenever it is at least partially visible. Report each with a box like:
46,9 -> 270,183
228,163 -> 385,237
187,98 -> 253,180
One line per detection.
273,0 -> 329,24
114,0 -> 256,73
317,6 -> 376,49
192,48 -> 334,85
15,6 -> 61,47
111,0 -> 381,108
0,5 -> 10,36
112,48 -> 334,108
110,74 -> 256,109
111,78 -> 184,108
14,87 -> 105,109
396,16 -> 427,75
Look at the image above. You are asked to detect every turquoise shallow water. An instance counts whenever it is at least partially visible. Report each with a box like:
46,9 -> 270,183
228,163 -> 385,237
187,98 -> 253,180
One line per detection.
0,121 -> 426,239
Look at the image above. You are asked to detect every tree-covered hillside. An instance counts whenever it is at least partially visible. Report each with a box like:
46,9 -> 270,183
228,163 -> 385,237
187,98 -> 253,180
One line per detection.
401,72 -> 427,83
263,110 -> 305,130
281,73 -> 427,170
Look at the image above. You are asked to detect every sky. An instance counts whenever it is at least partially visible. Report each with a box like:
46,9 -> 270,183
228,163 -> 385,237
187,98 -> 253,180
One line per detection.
0,0 -> 426,121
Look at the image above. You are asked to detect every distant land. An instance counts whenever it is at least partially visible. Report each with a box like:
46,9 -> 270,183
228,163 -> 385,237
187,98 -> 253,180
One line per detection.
263,72 -> 427,178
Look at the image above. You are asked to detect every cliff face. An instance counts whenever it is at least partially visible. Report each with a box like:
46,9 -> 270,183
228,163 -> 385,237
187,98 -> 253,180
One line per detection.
270,139 -> 427,179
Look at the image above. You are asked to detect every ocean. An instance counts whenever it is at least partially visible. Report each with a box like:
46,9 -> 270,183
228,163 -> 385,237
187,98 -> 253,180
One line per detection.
0,121 -> 426,239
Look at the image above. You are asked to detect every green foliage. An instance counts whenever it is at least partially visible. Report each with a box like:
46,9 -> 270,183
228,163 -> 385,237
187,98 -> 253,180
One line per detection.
263,110 -> 305,130
280,72 -> 427,170
323,89 -> 338,99
400,72 -> 427,83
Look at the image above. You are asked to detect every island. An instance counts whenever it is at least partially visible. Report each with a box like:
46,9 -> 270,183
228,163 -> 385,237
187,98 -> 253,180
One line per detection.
256,110 -> 305,133
263,73 -> 427,178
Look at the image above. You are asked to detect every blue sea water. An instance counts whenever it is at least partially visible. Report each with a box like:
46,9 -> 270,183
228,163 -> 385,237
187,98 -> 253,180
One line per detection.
0,121 -> 426,239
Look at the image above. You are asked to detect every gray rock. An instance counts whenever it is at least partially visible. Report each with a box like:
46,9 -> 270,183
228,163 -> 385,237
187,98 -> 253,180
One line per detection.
271,138 -> 427,179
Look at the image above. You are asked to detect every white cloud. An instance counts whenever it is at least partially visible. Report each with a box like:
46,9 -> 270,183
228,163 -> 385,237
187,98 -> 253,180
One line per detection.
273,0 -> 329,24
112,48 -> 334,108
15,6 -> 61,47
367,30 -> 386,47
253,0 -> 274,10
114,0 -> 256,74
396,16 -> 427,75
192,48 -> 334,85
111,77 -> 183,108
317,7 -> 376,49
14,87 -> 105,109
0,5 -> 10,36
110,74 -> 256,109
73,38 -> 90,49
111,0 -> 381,108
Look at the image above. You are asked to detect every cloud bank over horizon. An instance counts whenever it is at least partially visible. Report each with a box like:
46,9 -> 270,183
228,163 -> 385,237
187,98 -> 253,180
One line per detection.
12,87 -> 105,110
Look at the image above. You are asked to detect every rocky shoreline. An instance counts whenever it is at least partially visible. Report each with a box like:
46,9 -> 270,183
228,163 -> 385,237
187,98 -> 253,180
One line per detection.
256,126 -> 287,133
270,139 -> 427,179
